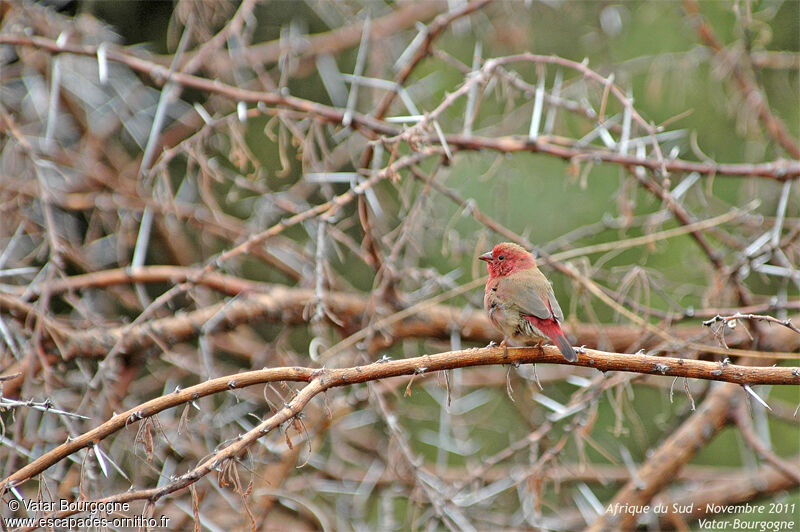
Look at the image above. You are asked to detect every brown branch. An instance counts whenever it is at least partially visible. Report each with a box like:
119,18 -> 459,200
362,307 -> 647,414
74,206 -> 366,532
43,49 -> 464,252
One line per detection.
704,313 -> 800,336
17,267 -> 260,298
2,345 -> 798,494
692,301 -> 800,320
10,260 -> 800,323
15,379 -> 328,531
0,271 -> 762,363
0,364 -> 313,492
445,134 -> 799,179
6,266 -> 800,367
1,35 -> 797,179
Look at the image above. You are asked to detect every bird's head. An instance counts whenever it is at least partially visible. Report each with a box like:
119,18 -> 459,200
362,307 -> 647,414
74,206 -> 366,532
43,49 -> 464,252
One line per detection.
479,242 -> 536,278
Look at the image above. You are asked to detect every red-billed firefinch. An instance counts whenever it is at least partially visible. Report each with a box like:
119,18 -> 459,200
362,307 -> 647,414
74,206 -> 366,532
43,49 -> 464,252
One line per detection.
479,242 -> 578,362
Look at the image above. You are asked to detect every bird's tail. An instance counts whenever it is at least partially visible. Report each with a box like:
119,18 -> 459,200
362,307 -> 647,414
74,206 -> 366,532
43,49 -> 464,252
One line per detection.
527,315 -> 578,362
554,334 -> 578,362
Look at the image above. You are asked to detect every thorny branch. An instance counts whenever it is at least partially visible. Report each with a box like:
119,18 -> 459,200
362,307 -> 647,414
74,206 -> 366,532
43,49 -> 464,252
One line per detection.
703,312 -> 800,337
3,345 -> 798,491
1,34 -> 797,179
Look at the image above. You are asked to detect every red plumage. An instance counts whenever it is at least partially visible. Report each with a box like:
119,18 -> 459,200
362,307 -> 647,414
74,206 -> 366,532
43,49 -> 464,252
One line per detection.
479,242 -> 577,362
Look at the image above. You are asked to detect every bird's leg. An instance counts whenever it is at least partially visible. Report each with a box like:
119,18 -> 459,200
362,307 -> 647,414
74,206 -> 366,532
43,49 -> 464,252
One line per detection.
500,338 -> 508,358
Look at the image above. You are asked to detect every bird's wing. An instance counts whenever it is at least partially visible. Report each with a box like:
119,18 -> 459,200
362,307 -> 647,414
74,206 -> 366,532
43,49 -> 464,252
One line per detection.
498,275 -> 553,320
546,286 -> 565,322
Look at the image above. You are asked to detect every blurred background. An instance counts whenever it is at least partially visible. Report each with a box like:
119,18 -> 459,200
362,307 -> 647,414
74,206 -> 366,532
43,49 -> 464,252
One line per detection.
1,0 -> 798,530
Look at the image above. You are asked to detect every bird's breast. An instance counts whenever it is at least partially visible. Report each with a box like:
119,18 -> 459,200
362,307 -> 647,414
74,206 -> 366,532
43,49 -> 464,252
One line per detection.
484,288 -> 517,338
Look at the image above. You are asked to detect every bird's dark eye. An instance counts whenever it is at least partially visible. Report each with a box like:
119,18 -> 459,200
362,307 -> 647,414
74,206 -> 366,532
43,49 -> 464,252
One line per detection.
498,255 -> 505,261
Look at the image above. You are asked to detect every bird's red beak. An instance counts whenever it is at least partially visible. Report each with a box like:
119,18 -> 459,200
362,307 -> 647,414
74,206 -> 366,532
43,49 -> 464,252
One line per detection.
478,251 -> 493,262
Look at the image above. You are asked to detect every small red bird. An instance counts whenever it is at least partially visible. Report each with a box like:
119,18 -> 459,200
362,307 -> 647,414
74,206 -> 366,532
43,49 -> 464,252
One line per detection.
479,242 -> 577,362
